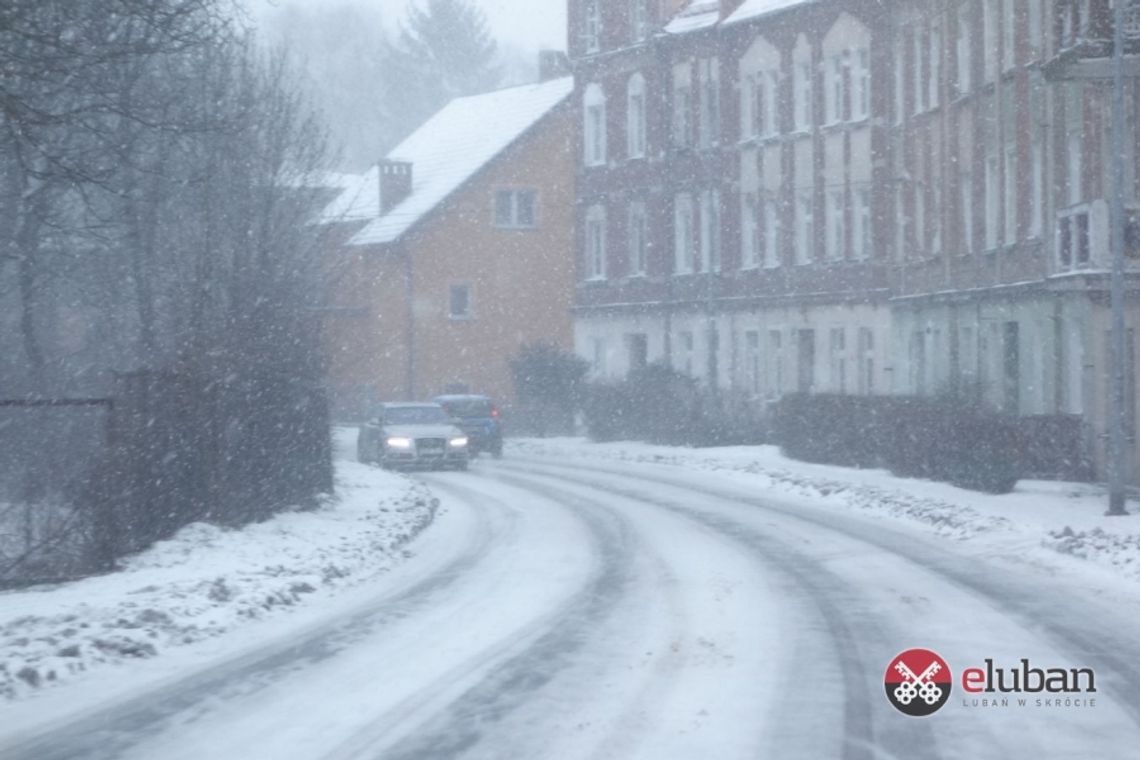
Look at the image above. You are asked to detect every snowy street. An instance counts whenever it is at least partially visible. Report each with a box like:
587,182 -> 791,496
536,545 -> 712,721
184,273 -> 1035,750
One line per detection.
3,441 -> 1140,759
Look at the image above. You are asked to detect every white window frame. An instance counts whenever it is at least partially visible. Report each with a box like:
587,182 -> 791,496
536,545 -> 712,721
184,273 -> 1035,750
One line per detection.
853,48 -> 870,120
699,189 -> 721,272
628,201 -> 648,277
763,198 -> 781,268
584,0 -> 601,53
1004,142 -> 1018,244
985,153 -> 1000,250
742,194 -> 760,269
957,5 -> 972,95
630,0 -> 649,43
795,57 -> 813,131
674,193 -> 695,274
853,188 -> 871,260
626,73 -> 647,159
585,205 -> 607,280
494,189 -> 537,229
583,83 -> 607,167
448,283 -> 472,320
796,192 -> 814,265
983,0 -> 998,84
827,190 -> 846,261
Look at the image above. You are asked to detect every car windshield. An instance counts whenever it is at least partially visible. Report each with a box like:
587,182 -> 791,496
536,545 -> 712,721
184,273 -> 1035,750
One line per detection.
438,398 -> 492,417
383,406 -> 448,425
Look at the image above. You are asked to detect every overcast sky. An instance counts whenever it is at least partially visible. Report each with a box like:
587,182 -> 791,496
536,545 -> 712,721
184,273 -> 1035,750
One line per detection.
250,0 -> 567,52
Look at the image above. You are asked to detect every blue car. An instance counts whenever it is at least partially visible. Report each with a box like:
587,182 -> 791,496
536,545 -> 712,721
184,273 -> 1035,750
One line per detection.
433,394 -> 503,458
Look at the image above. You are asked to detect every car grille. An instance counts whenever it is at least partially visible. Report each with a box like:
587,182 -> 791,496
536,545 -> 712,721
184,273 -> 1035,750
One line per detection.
416,437 -> 446,452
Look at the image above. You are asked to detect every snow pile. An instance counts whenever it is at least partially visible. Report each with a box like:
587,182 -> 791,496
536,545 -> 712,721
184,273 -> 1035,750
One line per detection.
0,459 -> 436,700
1044,526 -> 1140,580
510,438 -> 1140,578
511,439 -> 1010,540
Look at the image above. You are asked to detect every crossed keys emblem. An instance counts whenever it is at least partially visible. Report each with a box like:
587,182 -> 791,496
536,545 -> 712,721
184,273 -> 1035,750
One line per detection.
893,657 -> 943,706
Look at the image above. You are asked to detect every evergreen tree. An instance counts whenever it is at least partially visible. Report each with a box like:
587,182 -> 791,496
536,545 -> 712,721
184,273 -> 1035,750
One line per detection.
383,0 -> 502,145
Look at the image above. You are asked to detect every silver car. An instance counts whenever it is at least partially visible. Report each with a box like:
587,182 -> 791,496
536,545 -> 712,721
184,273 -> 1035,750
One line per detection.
357,403 -> 469,470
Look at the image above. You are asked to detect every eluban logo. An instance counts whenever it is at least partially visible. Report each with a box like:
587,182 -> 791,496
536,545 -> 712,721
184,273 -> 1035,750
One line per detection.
961,659 -> 1097,694
885,648 -> 953,717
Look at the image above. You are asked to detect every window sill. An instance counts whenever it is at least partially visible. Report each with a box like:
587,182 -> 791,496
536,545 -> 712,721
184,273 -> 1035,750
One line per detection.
448,315 -> 473,322
494,224 -> 538,231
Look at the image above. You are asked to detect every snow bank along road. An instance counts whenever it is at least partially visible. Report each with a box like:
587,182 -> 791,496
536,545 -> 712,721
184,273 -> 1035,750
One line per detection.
3,452 -> 1140,759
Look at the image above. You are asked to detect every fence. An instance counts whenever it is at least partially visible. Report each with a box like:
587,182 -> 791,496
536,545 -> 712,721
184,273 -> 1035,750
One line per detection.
0,370 -> 333,588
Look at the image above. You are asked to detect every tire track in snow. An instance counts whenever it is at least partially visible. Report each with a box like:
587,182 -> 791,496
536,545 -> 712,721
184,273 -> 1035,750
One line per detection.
494,459 -> 943,760
0,495 -> 509,760
320,475 -> 637,760
503,453 -> 1140,732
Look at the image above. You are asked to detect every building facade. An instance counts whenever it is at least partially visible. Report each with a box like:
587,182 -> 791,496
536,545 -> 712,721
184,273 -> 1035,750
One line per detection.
568,0 -> 1140,481
319,77 -> 576,420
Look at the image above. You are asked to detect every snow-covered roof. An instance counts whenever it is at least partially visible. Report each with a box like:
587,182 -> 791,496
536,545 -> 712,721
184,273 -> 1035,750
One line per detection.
665,0 -> 722,35
723,0 -> 814,26
318,166 -> 381,224
347,77 -> 573,247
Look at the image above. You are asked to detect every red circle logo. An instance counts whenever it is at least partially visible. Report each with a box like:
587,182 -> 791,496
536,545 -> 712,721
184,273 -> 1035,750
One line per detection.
885,648 -> 952,717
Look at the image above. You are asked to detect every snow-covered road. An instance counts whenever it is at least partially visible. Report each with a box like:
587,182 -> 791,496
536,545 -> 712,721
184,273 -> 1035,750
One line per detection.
3,451 -> 1140,759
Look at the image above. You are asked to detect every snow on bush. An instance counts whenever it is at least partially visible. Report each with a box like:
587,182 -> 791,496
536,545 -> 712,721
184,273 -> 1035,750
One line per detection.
0,462 -> 437,700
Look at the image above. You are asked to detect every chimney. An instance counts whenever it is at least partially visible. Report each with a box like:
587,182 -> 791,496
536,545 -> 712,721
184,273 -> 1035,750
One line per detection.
378,159 -> 413,214
538,50 -> 571,82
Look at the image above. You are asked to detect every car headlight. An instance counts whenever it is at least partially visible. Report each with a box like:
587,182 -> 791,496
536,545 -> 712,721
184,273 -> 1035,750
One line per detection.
449,437 -> 468,448
386,437 -> 412,449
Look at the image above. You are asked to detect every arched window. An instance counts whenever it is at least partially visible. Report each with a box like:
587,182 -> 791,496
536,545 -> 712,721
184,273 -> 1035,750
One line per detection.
585,204 -> 607,280
626,73 -> 647,159
583,83 -> 607,167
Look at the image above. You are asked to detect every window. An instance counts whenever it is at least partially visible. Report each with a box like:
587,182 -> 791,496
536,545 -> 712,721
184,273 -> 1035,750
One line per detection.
1030,138 -> 1044,237
494,189 -> 536,228
745,74 -> 765,138
827,55 -> 846,124
449,284 -> 471,319
983,0 -> 998,83
1004,143 -> 1018,244
698,58 -> 720,149
853,49 -> 870,120
795,59 -> 813,130
673,65 -> 693,148
678,331 -> 694,375
797,328 -> 816,392
1058,209 -> 1091,267
894,37 -> 906,123
956,4 -> 972,95
699,189 -> 721,272
827,191 -> 845,260
766,330 -> 784,397
627,333 -> 648,370
915,183 -> 926,253
960,171 -> 974,252
985,154 -> 999,249
585,205 -> 607,280
627,74 -> 647,159
929,21 -> 941,109
763,198 -> 781,268
913,26 -> 927,114
628,201 -> 648,276
592,337 -> 607,376
1002,0 -> 1016,70
895,184 -> 908,260
858,327 -> 875,394
630,0 -> 649,43
583,84 -> 607,166
744,330 -> 760,394
742,195 -> 759,269
853,188 -> 871,260
583,0 -> 601,53
830,327 -> 847,393
796,192 -> 814,264
1028,0 -> 1043,59
674,193 -> 695,273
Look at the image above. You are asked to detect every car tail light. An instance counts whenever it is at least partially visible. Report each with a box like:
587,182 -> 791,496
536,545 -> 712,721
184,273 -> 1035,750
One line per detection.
491,405 -> 499,418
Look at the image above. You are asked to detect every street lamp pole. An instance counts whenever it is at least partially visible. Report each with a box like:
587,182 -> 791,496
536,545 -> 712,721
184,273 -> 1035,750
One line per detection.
1108,0 -> 1130,515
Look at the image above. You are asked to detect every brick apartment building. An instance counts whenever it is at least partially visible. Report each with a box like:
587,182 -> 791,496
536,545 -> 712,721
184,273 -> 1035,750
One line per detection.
318,75 -> 576,420
567,0 -> 1140,481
